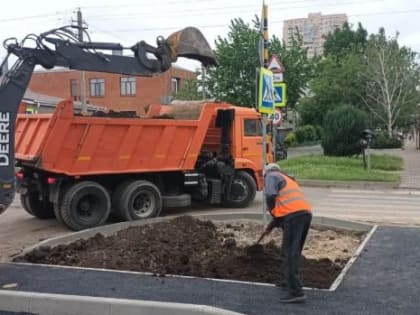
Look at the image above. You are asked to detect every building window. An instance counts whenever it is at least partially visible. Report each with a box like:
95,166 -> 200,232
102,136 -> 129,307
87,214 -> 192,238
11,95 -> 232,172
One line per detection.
90,78 -> 105,97
70,79 -> 79,101
244,119 -> 262,137
120,77 -> 136,96
171,77 -> 180,94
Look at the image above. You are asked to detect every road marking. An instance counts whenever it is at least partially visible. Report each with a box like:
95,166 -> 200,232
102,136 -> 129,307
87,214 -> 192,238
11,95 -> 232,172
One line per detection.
331,189 -> 420,195
326,194 -> 420,202
315,206 -> 419,214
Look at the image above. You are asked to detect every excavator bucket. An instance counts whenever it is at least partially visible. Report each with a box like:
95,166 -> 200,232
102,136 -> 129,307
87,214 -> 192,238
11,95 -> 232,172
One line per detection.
166,27 -> 217,67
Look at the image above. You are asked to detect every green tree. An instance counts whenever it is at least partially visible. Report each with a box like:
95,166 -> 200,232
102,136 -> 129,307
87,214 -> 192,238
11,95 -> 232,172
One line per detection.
206,18 -> 260,107
269,34 -> 313,109
206,18 -> 313,108
299,52 -> 366,126
299,22 -> 369,126
323,22 -> 368,60
360,29 -> 420,136
175,79 -> 202,100
322,105 -> 368,156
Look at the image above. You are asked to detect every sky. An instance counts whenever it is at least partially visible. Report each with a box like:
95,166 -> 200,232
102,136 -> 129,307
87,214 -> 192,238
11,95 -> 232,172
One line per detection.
1,0 -> 419,72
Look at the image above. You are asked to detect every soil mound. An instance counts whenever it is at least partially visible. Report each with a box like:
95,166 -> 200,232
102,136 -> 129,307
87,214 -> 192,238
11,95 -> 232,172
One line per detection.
15,216 -> 347,289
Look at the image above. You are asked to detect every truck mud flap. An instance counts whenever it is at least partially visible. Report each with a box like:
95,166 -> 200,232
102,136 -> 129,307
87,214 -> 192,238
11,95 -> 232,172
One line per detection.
162,194 -> 191,208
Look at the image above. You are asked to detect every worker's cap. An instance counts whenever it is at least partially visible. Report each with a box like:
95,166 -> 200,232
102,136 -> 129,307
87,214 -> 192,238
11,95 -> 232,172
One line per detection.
264,163 -> 281,172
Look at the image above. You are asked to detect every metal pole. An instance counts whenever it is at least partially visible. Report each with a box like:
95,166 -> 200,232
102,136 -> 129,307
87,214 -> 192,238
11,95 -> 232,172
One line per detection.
272,122 -> 277,160
261,1 -> 269,222
77,8 -> 87,114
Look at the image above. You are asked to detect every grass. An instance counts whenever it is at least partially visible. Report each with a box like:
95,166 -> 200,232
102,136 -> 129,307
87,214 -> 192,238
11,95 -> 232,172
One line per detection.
279,154 -> 403,182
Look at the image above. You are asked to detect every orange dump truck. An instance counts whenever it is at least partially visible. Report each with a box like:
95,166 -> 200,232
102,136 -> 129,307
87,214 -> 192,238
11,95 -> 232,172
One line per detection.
15,99 -> 270,230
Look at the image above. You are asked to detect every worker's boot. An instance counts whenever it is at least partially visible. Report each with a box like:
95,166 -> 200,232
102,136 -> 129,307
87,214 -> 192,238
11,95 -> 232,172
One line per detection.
279,293 -> 306,304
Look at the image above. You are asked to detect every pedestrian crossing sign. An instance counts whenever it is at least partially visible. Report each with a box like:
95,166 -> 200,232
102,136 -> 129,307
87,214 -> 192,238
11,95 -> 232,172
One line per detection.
274,82 -> 286,107
258,67 -> 275,114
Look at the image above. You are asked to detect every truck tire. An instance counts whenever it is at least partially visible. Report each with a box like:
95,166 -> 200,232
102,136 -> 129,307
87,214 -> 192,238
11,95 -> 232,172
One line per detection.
222,171 -> 257,208
20,192 -> 55,219
53,184 -> 69,225
59,181 -> 111,231
113,180 -> 162,221
53,205 -> 64,224
111,180 -> 134,221
163,194 -> 191,208
20,194 -> 33,215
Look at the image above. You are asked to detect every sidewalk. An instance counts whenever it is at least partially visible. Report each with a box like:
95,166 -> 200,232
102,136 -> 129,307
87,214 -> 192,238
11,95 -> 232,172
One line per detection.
395,141 -> 420,189
370,140 -> 420,189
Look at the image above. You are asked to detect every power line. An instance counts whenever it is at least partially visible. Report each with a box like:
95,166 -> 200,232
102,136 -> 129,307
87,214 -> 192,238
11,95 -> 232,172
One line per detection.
0,0 -> 382,24
84,0 -> 384,20
91,8 -> 420,33
0,9 -> 72,23
81,0 -> 350,11
350,8 -> 420,18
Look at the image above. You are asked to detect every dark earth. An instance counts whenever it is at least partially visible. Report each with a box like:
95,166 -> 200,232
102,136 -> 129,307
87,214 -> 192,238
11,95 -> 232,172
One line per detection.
15,216 -> 354,289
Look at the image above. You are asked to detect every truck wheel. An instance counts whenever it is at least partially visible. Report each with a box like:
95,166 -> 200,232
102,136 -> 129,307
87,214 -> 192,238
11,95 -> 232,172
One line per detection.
20,192 -> 55,219
113,180 -> 162,221
20,194 -> 33,215
222,171 -> 257,208
111,181 -> 131,220
59,181 -> 111,231
54,205 -> 64,224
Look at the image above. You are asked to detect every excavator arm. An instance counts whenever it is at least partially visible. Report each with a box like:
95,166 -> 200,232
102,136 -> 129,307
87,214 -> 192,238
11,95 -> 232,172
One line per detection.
0,25 -> 217,214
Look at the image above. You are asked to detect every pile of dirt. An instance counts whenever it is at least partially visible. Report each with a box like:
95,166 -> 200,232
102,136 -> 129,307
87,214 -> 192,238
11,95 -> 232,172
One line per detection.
15,216 -> 363,289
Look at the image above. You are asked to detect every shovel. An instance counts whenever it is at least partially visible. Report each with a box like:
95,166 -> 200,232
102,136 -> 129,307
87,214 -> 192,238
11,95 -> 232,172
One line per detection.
246,229 -> 269,255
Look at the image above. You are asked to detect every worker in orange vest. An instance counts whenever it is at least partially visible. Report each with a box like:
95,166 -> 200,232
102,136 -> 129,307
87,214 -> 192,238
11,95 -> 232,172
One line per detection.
263,162 -> 312,303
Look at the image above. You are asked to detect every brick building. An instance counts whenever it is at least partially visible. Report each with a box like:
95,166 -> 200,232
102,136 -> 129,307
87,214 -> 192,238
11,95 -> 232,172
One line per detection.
28,65 -> 196,114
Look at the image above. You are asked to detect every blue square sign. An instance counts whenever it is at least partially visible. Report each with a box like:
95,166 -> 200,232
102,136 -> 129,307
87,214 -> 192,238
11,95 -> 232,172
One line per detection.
258,67 -> 275,114
274,82 -> 286,107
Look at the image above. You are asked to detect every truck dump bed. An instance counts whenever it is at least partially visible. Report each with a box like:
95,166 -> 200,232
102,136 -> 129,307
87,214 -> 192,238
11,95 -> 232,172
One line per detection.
15,100 -> 227,176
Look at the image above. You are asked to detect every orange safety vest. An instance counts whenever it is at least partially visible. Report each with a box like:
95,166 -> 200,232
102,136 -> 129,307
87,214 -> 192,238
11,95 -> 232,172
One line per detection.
270,175 -> 312,218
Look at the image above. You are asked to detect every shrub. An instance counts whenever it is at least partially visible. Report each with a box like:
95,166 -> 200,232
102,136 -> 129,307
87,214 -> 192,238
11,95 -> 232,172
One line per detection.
294,128 -> 306,143
322,105 -> 368,156
315,125 -> 323,140
284,132 -> 297,147
294,125 -> 318,143
302,125 -> 318,141
370,131 -> 402,149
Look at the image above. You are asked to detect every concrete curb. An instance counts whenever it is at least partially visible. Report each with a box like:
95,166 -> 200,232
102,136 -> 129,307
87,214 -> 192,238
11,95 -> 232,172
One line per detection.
0,290 -> 244,315
298,179 -> 400,190
18,213 -> 372,255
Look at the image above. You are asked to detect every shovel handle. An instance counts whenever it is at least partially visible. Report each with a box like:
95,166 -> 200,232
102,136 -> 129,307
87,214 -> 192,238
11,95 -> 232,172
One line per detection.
256,231 -> 267,244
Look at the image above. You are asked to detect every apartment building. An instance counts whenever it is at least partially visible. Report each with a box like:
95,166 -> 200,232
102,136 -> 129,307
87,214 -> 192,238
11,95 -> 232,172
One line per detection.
283,12 -> 348,58
28,65 -> 196,114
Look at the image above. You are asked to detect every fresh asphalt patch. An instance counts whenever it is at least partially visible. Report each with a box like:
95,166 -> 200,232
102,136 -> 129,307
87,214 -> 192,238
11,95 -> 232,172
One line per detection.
1,226 -> 420,314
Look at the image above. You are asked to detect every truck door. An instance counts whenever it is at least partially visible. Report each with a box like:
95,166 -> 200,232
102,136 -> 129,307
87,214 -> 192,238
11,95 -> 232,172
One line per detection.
240,118 -> 264,166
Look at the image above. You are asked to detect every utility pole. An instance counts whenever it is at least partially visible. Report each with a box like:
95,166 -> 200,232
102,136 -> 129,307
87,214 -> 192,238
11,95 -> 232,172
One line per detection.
77,8 -> 87,113
260,1 -> 270,223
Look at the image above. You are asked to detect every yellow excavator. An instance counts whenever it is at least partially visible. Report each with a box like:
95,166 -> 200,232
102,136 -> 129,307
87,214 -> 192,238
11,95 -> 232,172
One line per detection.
0,25 -> 217,214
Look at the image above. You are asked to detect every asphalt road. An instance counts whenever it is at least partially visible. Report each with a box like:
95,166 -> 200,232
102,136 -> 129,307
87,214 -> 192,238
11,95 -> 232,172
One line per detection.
2,186 -> 420,262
